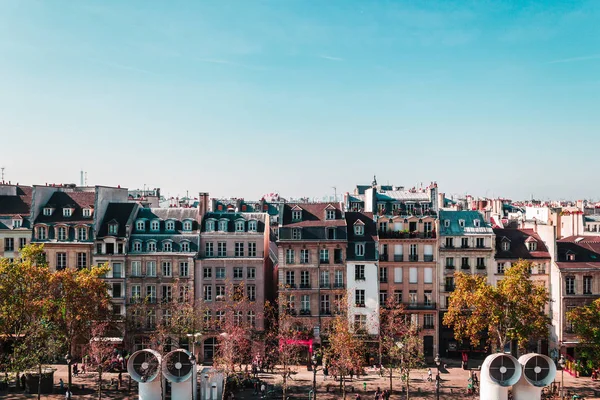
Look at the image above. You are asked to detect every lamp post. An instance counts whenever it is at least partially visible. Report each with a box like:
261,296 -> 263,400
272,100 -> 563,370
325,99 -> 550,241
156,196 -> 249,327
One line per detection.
187,333 -> 202,361
395,342 -> 404,397
189,354 -> 197,400
65,353 -> 72,400
434,353 -> 441,400
558,354 -> 565,400
311,353 -> 318,400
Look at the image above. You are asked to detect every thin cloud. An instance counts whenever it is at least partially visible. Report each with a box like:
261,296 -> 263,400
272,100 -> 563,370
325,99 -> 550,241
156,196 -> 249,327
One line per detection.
101,61 -> 159,75
548,54 -> 600,64
320,55 -> 344,62
196,58 -> 267,71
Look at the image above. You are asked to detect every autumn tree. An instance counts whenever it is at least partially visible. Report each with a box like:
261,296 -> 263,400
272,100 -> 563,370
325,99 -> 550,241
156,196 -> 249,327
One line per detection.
87,322 -> 118,400
567,298 -> 600,369
443,259 -> 550,353
378,298 -> 423,399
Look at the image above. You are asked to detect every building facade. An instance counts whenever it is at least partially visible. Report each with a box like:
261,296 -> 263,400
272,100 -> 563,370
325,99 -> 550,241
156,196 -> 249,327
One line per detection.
0,184 -> 32,261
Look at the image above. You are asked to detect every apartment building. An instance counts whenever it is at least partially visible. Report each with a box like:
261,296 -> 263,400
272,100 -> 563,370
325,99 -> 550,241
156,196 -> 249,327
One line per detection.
438,210 -> 495,356
0,184 -> 32,261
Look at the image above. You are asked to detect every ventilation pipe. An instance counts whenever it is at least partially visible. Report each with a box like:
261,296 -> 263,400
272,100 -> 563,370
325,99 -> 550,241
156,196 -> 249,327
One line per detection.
512,354 -> 556,400
162,349 -> 196,400
480,353 -> 522,400
127,349 -> 164,400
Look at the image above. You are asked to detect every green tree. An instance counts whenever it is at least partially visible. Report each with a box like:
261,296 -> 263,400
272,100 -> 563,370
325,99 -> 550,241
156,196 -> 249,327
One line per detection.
567,298 -> 600,367
443,259 -> 550,352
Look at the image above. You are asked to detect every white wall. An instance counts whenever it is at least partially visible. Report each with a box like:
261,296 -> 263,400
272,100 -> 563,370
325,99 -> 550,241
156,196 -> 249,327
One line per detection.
346,261 -> 379,335
526,207 -> 550,224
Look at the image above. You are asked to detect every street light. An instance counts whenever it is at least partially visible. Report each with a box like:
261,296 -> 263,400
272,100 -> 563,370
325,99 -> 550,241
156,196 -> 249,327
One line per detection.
558,354 -> 565,400
434,353 -> 441,400
189,354 -> 197,400
395,342 -> 404,396
65,353 -> 72,400
311,353 -> 318,400
186,332 -> 202,361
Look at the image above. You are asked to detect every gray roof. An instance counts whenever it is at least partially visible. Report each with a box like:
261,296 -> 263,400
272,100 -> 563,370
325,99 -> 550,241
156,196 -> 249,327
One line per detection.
137,208 -> 198,221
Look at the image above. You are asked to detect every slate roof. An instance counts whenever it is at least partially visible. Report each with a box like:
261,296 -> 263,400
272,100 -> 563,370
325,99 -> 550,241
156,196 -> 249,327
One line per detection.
35,191 -> 95,225
345,212 -> 377,241
134,207 -> 200,233
201,212 -> 267,233
439,210 -> 493,236
493,228 -> 551,260
0,186 -> 32,217
584,215 -> 600,222
97,203 -> 137,238
281,203 -> 346,227
556,236 -> 600,270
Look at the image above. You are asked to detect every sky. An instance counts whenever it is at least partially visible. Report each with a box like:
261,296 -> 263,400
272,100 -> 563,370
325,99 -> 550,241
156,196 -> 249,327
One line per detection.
1,0 -> 599,201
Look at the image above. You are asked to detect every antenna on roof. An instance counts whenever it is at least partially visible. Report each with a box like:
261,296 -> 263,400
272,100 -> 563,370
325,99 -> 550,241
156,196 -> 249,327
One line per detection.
332,186 -> 337,202
1,166 -> 4,182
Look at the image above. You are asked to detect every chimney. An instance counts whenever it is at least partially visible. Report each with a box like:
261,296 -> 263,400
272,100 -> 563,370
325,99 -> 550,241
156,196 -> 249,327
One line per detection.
198,192 -> 209,220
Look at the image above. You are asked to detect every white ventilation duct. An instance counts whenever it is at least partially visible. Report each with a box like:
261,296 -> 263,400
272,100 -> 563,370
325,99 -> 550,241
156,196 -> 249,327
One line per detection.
162,349 -> 196,400
480,353 -> 522,400
512,354 -> 556,400
127,349 -> 164,400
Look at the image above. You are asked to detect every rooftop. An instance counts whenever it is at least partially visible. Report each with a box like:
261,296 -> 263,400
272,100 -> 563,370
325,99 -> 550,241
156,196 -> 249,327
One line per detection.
493,228 -> 551,260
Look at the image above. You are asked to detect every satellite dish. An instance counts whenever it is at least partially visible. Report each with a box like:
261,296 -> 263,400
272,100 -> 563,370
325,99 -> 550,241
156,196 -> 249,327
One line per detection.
162,349 -> 194,383
128,349 -> 161,383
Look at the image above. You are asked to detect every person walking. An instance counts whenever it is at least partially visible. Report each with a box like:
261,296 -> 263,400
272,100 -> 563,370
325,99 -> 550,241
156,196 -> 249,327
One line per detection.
375,386 -> 382,399
428,368 -> 433,382
59,378 -> 64,392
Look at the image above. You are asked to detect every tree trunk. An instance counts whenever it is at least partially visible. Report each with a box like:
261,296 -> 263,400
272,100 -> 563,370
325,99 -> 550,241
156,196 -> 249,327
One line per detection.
282,374 -> 287,400
389,366 -> 392,394
406,371 -> 410,400
341,375 -> 346,399
98,368 -> 102,400
37,364 -> 42,400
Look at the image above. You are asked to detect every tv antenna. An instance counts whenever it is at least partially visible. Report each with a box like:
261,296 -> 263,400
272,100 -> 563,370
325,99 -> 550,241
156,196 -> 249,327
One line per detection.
1,167 -> 4,182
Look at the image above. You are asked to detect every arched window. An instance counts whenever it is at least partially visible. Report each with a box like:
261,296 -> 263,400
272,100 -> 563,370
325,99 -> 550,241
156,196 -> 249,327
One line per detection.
180,242 -> 190,252
38,226 -> 47,240
150,220 -> 160,231
165,221 -> 175,231
133,241 -> 142,252
163,241 -> 172,252
218,220 -> 228,232
136,220 -> 145,231
206,220 -> 215,232
248,220 -> 258,232
235,220 -> 245,232
183,220 -> 192,231
147,241 -> 157,252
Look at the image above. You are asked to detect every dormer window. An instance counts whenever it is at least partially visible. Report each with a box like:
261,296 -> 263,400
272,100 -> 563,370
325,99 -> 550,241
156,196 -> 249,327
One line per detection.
136,220 -> 145,231
458,219 -> 465,228
43,207 -> 53,216
474,219 -> 480,227
183,220 -> 192,231
527,241 -> 537,251
444,220 -> 450,228
150,220 -> 160,231
83,208 -> 92,217
235,220 -> 245,232
12,219 -> 22,228
63,208 -> 73,217
163,241 -> 172,252
147,241 -> 157,252
568,253 -> 576,261
180,241 -> 190,252
37,226 -> 47,240
78,227 -> 87,241
166,220 -> 175,231
501,241 -> 510,251
292,228 -> 302,240
292,210 -> 302,222
57,227 -> 67,241
354,224 -> 364,236
133,241 -> 142,252
248,220 -> 258,232
326,209 -> 336,220
218,220 -> 228,232
108,223 -> 118,235
206,220 -> 215,232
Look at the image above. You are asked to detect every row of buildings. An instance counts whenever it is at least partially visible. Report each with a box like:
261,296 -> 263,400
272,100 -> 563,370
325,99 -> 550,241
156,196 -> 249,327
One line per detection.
1,179 -> 599,366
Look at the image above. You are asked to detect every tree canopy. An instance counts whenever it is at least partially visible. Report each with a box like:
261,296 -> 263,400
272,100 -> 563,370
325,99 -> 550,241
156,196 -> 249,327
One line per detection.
567,298 -> 600,361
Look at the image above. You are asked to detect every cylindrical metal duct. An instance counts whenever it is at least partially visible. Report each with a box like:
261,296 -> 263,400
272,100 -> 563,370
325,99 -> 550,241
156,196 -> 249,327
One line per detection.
480,353 -> 522,400
162,349 -> 196,400
513,354 -> 556,400
127,349 -> 164,400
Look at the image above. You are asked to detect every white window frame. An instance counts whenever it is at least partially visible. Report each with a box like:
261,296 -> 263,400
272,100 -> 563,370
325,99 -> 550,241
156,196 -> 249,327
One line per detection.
183,220 -> 192,231
180,241 -> 190,252
83,208 -> 91,217
248,220 -> 258,232
292,228 -> 302,240
163,241 -> 172,252
108,224 -> 118,235
131,261 -> 142,276
458,219 -> 465,228
292,210 -> 302,221
78,227 -> 87,241
355,243 -> 365,256
133,241 -> 142,252
354,224 -> 364,236
218,220 -> 228,232
206,220 -> 215,232
43,208 -> 52,216
502,241 -> 510,251
147,241 -> 157,252
444,219 -> 450,227
179,262 -> 189,277
146,261 -> 156,277
63,208 -> 72,217
136,220 -> 145,231
235,220 -> 245,232
162,261 -> 172,277
13,219 -> 22,228
57,226 -> 67,241
38,226 -> 47,240
326,209 -> 335,220
165,220 -> 175,231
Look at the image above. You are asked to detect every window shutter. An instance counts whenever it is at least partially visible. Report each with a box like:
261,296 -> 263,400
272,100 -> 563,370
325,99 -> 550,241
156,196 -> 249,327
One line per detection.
394,267 -> 403,283
424,267 -> 433,283
424,245 -> 433,255
394,244 -> 403,255
409,267 -> 418,283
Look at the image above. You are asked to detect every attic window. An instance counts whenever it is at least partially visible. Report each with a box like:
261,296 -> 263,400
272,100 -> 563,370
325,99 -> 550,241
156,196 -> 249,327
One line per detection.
205,220 -> 215,232
235,220 -> 245,232
63,208 -> 72,217
458,219 -> 465,228
218,220 -> 228,232
568,253 -> 576,261
292,210 -> 302,222
292,228 -> 302,240
83,208 -> 92,217
108,223 -> 118,235
183,221 -> 192,231
43,208 -> 53,216
165,221 -> 175,231
326,209 -> 336,220
527,241 -> 537,251
501,241 -> 510,251
354,224 -> 364,236
444,220 -> 450,228
474,219 -> 480,227
136,220 -> 145,231
13,220 -> 22,228
248,220 -> 258,232
150,220 -> 160,231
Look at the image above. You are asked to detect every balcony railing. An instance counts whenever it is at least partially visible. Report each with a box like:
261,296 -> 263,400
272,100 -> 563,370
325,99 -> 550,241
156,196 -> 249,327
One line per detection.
394,254 -> 404,262
424,255 -> 434,262
299,284 -> 311,289
378,231 -> 436,239
461,264 -> 470,269
320,283 -> 331,289
409,255 -> 418,262
406,302 -> 437,310
334,258 -> 344,264
320,309 -> 331,315
445,265 -> 455,269
320,259 -> 330,264
476,264 -> 486,270
333,283 -> 345,289
379,254 -> 389,262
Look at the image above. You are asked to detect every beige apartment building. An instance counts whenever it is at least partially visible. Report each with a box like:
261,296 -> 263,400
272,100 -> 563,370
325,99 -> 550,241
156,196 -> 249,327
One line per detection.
0,184 -> 32,261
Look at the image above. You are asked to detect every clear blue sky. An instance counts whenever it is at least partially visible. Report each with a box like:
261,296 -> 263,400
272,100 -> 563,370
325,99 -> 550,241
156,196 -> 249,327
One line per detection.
1,1 -> 599,201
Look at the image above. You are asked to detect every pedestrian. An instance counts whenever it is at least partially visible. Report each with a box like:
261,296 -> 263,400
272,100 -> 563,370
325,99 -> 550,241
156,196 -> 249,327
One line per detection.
59,378 -> 64,391
65,390 -> 72,399
428,368 -> 432,382
253,380 -> 258,395
81,363 -> 86,374
118,372 -> 123,388
375,386 -> 382,399
72,364 -> 78,377
355,394 -> 362,400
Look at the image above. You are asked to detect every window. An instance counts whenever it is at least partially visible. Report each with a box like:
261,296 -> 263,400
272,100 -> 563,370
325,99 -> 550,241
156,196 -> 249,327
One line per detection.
131,285 -> 141,301
151,220 -> 160,231
235,242 -> 244,257
301,295 -> 310,312
147,241 -> 156,252
203,267 -> 212,278
179,262 -> 189,277
218,220 -> 228,232
203,310 -> 212,324
409,290 -> 417,304
424,290 -> 433,305
205,242 -> 214,257
43,207 -> 53,216
354,224 -> 364,236
424,221 -> 432,233
394,290 -> 402,304
497,262 -> 507,274
112,282 -> 123,298
136,220 -> 145,231
461,257 -> 469,269
424,267 -> 433,284
203,285 -> 212,301
217,242 -> 227,257
355,289 -> 365,306
445,257 -> 454,268
163,241 -> 172,252
146,285 -> 156,302
248,242 -> 257,257
286,249 -> 295,264
247,285 -> 256,301
444,219 -> 450,227
476,257 -> 486,268
320,271 -> 330,288
566,276 -> 575,295
292,210 -> 302,221
445,238 -> 454,248
248,220 -> 258,232
527,241 -> 538,251
459,219 -> 465,228
285,271 -> 295,287
56,253 -> 67,270
19,238 -> 27,249
292,228 -> 302,240
409,267 -> 418,283
474,219 -> 480,227
12,219 -> 21,228
216,285 -> 226,299
300,249 -> 310,264
205,220 -> 215,232
501,241 -> 510,251
301,271 -> 310,288
379,267 -> 388,283
320,249 -> 329,263
161,262 -> 171,277
380,291 -> 388,305
287,295 -> 296,310
476,238 -> 485,248
163,220 -> 174,231
333,270 -> 343,288
326,209 -> 335,220
147,310 -> 156,328
4,238 -> 14,252
235,220 -> 245,232
394,267 -> 403,283
354,315 -> 367,331
584,276 -> 592,295
247,267 -> 256,279
355,243 -> 365,256
108,224 -> 118,235
409,244 -> 418,261
233,310 -> 243,326
57,227 -> 67,241
411,314 -> 419,326
216,267 -> 226,279
183,220 -> 192,231
424,314 -> 434,329
248,310 -> 256,327
234,267 -> 243,279
77,252 -> 87,269
37,226 -> 47,240
180,241 -> 190,252
461,238 -> 469,248
538,263 -> 546,274
63,208 -> 72,217
355,265 -> 365,280
131,261 -> 141,276
146,261 -> 156,277
320,295 -> 330,314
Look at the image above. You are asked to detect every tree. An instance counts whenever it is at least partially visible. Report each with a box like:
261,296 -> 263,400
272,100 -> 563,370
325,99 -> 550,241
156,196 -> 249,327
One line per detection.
87,322 -> 118,400
567,298 -> 600,370
443,259 -> 550,353
378,298 -> 423,399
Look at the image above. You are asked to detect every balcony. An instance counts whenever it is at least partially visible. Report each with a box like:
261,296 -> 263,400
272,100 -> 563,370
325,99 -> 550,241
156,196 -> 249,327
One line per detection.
406,302 -> 437,310
423,324 -> 435,330
394,254 -> 404,262
445,265 -> 455,270
379,254 -> 389,262
320,283 -> 331,289
408,255 -> 419,262
461,264 -> 470,270
333,283 -> 345,289
299,284 -> 311,289
423,255 -> 434,262
476,264 -> 486,270
378,231 -> 436,239
299,309 -> 311,316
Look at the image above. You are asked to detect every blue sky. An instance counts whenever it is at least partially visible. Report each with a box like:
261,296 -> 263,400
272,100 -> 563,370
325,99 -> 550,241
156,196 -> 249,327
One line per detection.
1,0 -> 599,201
